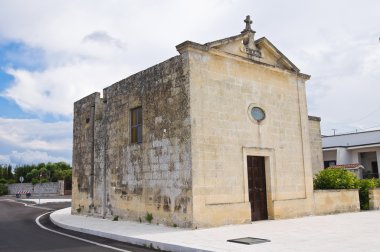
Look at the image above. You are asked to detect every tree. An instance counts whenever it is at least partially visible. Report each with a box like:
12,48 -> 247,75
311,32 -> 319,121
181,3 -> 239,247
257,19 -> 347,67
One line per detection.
2,162 -> 72,184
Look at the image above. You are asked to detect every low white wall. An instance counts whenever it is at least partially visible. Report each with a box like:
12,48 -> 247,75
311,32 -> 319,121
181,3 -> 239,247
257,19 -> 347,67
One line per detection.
7,182 -> 61,195
314,189 -> 360,215
7,183 -> 33,194
369,189 -> 380,210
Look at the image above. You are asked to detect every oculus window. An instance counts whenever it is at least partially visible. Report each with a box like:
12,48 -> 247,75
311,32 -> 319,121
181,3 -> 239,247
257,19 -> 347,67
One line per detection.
131,107 -> 142,144
251,107 -> 265,122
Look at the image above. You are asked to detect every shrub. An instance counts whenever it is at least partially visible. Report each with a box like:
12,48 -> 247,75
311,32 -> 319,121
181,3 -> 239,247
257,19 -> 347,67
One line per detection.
7,179 -> 16,184
358,179 -> 376,210
0,183 -> 7,196
31,178 -> 49,185
375,179 -> 380,188
145,212 -> 153,223
76,204 -> 83,213
314,168 -> 359,190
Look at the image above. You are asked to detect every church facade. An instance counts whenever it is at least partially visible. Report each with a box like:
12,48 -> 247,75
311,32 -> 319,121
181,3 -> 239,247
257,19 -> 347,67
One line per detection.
72,16 -> 323,228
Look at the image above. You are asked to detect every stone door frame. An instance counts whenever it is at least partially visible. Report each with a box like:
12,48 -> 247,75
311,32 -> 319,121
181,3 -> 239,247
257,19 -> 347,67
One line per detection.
243,147 -> 275,219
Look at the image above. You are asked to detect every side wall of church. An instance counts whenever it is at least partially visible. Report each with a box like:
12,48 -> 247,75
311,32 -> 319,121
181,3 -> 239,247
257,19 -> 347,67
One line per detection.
188,48 -> 315,227
308,116 -> 324,175
73,55 -> 193,227
72,92 -> 105,215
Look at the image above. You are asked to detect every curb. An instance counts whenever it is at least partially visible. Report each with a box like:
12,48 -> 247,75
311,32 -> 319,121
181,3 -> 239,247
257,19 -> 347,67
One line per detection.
50,208 -> 211,252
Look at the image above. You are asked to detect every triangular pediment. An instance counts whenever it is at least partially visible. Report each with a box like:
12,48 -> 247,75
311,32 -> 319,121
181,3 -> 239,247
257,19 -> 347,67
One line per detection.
204,33 -> 299,72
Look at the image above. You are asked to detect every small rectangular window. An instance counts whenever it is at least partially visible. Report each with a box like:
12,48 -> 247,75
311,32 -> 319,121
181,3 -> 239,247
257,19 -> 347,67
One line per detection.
131,107 -> 142,144
324,160 -> 336,168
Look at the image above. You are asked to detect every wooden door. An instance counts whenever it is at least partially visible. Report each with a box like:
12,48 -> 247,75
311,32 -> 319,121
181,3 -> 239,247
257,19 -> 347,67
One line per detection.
247,156 -> 268,221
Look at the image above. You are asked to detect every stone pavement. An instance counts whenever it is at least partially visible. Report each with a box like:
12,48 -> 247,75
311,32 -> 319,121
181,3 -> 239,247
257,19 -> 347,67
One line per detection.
50,208 -> 380,252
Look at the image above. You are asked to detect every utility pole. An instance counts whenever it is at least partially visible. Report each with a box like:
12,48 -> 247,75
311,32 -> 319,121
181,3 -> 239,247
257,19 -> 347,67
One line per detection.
332,129 -> 337,136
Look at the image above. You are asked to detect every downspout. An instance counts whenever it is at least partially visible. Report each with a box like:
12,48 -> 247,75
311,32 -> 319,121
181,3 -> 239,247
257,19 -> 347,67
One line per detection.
102,98 -> 107,218
90,104 -> 95,204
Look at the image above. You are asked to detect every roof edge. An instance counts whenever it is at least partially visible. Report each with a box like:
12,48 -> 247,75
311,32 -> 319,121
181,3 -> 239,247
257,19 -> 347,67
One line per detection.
322,129 -> 380,138
176,41 -> 208,54
256,37 -> 300,73
323,142 -> 380,149
308,115 -> 321,122
204,32 -> 248,48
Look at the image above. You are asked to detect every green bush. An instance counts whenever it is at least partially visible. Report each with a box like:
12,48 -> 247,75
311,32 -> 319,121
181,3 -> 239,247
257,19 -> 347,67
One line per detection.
0,184 -> 8,196
145,212 -> 153,223
314,169 -> 380,210
314,168 -> 359,190
358,179 -> 376,210
375,178 -> 380,188
6,179 -> 16,184
31,178 -> 49,185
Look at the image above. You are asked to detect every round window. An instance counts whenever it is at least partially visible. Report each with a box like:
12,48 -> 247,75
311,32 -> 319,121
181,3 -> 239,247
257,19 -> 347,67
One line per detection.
251,107 -> 265,122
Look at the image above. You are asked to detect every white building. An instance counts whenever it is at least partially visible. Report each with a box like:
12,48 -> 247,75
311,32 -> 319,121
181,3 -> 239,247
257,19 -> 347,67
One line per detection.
322,130 -> 380,178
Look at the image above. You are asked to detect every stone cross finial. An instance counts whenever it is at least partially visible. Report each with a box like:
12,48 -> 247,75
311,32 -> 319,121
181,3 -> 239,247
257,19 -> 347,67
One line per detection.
242,15 -> 254,33
241,15 -> 260,57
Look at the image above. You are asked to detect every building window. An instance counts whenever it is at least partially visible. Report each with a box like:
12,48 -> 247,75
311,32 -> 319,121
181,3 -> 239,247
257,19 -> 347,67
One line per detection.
248,104 -> 266,124
250,107 -> 265,122
131,107 -> 142,144
324,160 -> 336,168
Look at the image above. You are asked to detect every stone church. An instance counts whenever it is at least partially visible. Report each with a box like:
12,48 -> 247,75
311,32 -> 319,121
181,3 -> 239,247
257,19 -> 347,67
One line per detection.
72,16 -> 323,228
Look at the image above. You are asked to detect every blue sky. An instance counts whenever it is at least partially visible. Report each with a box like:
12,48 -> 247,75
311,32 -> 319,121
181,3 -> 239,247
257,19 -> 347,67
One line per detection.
0,0 -> 379,166
0,40 -> 72,165
0,41 -> 42,119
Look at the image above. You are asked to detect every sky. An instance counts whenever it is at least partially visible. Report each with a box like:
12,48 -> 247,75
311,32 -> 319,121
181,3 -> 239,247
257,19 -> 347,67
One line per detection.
0,0 -> 379,166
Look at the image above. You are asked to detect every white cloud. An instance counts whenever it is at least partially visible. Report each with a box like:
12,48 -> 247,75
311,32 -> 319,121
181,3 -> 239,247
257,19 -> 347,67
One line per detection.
0,0 -> 234,116
3,62 -> 128,116
304,35 -> 380,135
82,31 -> 125,48
3,150 -> 70,166
0,118 -> 72,151
0,154 -> 11,165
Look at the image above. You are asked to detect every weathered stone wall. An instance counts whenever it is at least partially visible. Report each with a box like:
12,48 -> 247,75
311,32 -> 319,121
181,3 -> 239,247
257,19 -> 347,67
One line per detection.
72,92 -> 104,215
73,55 -> 192,227
187,47 -> 314,227
314,189 -> 360,215
308,116 -> 324,175
369,188 -> 380,210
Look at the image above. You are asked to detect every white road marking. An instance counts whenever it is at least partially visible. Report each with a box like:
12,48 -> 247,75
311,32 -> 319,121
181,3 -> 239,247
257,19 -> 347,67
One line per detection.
35,212 -> 132,252
0,199 -> 53,210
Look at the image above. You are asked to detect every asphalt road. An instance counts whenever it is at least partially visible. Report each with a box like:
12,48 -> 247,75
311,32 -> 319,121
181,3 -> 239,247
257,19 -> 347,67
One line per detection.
0,199 -> 158,252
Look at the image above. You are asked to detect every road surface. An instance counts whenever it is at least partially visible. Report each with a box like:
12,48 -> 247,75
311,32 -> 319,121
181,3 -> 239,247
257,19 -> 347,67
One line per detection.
0,198 -> 158,252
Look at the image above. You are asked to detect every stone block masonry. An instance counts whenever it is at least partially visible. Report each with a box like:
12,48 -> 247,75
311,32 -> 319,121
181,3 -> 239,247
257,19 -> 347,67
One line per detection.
72,55 -> 193,227
314,189 -> 360,215
308,116 -> 324,175
369,189 -> 380,210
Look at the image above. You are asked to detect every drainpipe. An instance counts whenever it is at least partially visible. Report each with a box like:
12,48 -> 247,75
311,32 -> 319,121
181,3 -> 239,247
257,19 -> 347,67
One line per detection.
90,104 -> 95,205
102,99 -> 107,218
